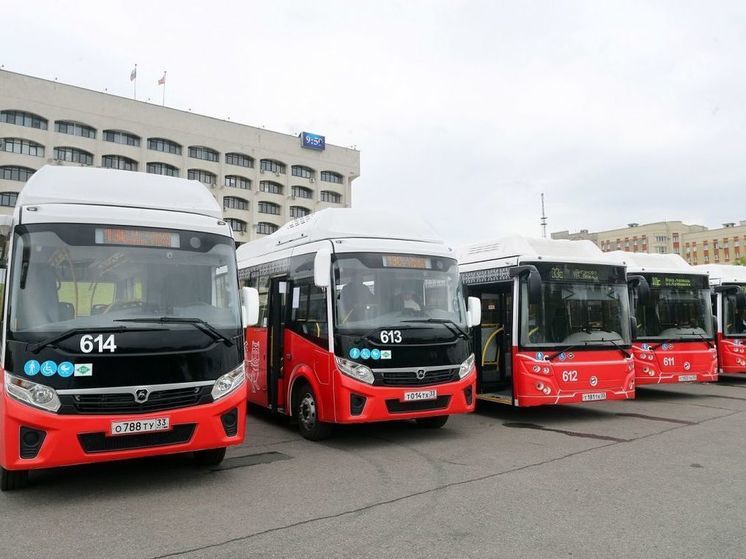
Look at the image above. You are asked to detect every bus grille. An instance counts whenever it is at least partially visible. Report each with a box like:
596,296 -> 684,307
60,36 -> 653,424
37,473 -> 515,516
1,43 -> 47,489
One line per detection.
63,386 -> 212,415
378,368 -> 459,387
78,424 -> 196,453
385,395 -> 451,413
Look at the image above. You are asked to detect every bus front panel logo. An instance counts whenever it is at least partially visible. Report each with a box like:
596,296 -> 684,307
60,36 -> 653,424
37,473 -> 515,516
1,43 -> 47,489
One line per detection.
134,389 -> 149,403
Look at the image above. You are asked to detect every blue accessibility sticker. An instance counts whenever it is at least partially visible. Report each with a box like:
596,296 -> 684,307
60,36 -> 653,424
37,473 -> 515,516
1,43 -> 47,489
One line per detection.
349,347 -> 361,359
58,361 -> 74,378
24,360 -> 41,376
41,360 -> 58,377
360,348 -> 372,360
536,352 -> 544,361
370,349 -> 381,360
559,352 -> 567,361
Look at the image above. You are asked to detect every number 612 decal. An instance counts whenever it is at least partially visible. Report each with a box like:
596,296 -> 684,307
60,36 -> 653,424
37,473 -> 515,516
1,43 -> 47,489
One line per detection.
80,334 -> 118,353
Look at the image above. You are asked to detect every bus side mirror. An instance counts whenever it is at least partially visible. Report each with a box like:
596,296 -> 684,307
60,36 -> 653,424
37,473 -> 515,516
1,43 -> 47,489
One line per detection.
510,265 -> 541,301
737,292 -> 746,312
628,274 -> 650,304
630,317 -> 638,339
241,286 -> 259,327
467,297 -> 481,328
314,248 -> 331,288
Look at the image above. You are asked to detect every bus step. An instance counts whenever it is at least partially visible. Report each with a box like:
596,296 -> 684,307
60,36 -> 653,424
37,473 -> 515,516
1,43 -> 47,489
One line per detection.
477,393 -> 513,405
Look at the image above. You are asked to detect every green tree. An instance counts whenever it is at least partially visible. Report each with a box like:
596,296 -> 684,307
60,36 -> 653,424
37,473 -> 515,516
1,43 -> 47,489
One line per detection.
736,256 -> 746,266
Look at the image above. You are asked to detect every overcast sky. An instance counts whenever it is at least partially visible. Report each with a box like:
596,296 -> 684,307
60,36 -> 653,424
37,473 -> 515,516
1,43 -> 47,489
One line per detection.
4,0 -> 746,243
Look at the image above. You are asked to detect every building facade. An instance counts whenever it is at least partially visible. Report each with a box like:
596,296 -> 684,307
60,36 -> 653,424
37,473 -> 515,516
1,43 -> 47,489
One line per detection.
0,70 -> 360,244
553,220 -> 746,265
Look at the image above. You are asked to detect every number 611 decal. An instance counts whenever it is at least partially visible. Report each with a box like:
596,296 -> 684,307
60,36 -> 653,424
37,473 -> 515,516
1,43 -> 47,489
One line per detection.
80,334 -> 118,353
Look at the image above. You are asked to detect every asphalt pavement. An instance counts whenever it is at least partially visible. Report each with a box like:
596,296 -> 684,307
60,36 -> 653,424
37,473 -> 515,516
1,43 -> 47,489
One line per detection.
2,376 -> 746,559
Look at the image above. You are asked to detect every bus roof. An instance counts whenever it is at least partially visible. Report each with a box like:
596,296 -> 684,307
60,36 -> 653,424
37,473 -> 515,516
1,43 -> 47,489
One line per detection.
17,166 -> 223,220
236,208 -> 445,261
607,251 -> 700,275
694,264 -> 746,285
458,236 -> 625,268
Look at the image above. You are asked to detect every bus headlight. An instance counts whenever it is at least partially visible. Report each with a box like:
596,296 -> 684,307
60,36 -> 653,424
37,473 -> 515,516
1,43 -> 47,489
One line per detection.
335,357 -> 374,384
458,354 -> 475,379
4,374 -> 61,413
212,363 -> 246,401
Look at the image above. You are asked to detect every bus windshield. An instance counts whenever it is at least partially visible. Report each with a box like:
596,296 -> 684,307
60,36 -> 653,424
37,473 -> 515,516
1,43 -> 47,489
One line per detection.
635,274 -> 713,340
333,253 -> 466,332
7,224 -> 241,342
520,262 -> 631,348
723,285 -> 746,338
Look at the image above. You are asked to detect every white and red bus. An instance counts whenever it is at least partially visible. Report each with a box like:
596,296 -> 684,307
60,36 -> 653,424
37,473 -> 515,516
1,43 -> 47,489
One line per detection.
0,166 -> 257,490
459,236 -> 635,406
236,209 -> 481,440
610,252 -> 717,385
695,264 -> 746,375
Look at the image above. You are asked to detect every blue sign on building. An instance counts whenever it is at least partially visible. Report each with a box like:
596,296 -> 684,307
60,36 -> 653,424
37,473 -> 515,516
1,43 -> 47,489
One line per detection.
301,131 -> 325,151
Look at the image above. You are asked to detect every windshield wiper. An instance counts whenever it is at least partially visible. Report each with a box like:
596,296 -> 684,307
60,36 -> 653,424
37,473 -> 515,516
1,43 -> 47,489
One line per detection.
27,326 -> 167,354
547,343 -> 588,362
115,317 -> 235,347
402,319 -> 469,340
684,331 -> 716,348
600,337 -> 632,359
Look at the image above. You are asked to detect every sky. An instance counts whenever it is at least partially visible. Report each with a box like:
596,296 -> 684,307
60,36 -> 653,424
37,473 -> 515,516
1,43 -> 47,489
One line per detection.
3,0 -> 746,243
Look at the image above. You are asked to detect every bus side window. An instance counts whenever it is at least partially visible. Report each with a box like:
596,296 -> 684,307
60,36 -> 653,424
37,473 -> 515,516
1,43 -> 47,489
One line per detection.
288,277 -> 328,345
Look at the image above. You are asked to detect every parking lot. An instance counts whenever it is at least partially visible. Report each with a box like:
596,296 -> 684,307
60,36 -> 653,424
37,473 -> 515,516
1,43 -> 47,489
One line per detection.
2,377 -> 745,559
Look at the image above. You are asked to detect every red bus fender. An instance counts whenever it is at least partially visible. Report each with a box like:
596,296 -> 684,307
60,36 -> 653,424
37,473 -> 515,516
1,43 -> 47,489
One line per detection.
286,364 -> 330,422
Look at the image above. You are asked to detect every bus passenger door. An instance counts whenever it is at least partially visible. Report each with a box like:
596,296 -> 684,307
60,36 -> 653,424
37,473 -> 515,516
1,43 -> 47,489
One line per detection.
475,286 -> 514,403
267,277 -> 289,413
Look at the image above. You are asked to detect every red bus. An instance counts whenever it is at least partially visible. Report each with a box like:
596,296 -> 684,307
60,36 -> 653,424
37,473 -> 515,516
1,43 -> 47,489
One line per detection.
0,167 -> 257,490
696,264 -> 746,375
459,236 -> 635,406
614,252 -> 717,385
236,209 -> 481,440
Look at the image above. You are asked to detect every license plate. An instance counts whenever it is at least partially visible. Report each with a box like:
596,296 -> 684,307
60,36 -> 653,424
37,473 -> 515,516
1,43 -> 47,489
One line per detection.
678,374 -> 697,382
403,389 -> 437,402
110,417 -> 170,436
581,392 -> 607,402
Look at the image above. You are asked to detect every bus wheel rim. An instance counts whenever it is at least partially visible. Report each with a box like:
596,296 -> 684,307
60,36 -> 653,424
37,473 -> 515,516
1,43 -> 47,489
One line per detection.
299,393 -> 317,429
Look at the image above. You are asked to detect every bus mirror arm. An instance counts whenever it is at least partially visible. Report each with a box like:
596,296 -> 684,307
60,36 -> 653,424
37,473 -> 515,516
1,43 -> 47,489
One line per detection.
510,265 -> 541,300
314,248 -> 332,288
241,286 -> 260,327
467,297 -> 481,328
627,274 -> 650,304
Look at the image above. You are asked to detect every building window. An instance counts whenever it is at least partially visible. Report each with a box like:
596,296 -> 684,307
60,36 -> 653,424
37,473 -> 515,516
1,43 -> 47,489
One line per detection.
53,146 -> 94,165
147,137 -> 182,155
320,190 -> 342,204
225,218 -> 247,233
188,169 -> 216,184
146,162 -> 179,177
1,110 -> 48,130
103,130 -> 141,147
188,146 -> 219,162
0,165 -> 35,182
0,192 -> 19,207
1,138 -> 44,157
55,120 -> 96,139
225,152 -> 254,168
256,222 -> 278,235
260,159 -> 286,174
291,165 -> 315,179
320,170 -> 343,184
225,175 -> 251,190
292,185 -> 313,199
258,201 -> 281,215
223,196 -> 249,211
289,206 -> 311,218
260,181 -> 283,195
102,154 -> 138,171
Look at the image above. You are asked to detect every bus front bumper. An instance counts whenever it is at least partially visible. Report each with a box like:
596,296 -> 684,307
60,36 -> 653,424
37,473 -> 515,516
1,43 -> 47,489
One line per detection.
331,367 -> 477,423
0,387 -> 246,471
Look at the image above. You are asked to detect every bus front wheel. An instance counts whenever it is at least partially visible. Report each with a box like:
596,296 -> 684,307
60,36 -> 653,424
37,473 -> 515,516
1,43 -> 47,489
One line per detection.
415,415 -> 449,429
1,467 -> 29,491
295,383 -> 333,441
194,448 -> 227,467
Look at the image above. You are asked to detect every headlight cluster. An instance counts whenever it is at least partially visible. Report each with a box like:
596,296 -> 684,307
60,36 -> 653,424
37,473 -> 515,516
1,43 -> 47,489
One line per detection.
4,373 -> 61,413
335,356 -> 375,384
211,363 -> 246,400
458,354 -> 475,379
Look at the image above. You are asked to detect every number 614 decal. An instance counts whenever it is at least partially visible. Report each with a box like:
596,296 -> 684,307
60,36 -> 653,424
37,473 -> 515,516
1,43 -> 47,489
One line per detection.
80,334 -> 118,353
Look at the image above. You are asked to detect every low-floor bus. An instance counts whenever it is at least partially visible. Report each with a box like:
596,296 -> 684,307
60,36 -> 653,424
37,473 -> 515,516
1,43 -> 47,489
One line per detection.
0,166 -> 257,490
695,264 -> 746,375
236,208 -> 481,439
459,236 -> 635,406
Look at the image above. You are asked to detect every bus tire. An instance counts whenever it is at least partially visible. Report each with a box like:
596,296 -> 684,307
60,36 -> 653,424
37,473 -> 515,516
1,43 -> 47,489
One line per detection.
1,467 -> 29,491
295,382 -> 333,441
415,415 -> 449,429
194,447 -> 227,467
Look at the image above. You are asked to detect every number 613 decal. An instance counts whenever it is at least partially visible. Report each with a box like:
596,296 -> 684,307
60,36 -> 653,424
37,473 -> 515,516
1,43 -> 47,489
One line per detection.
379,330 -> 403,344
80,334 -> 118,353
